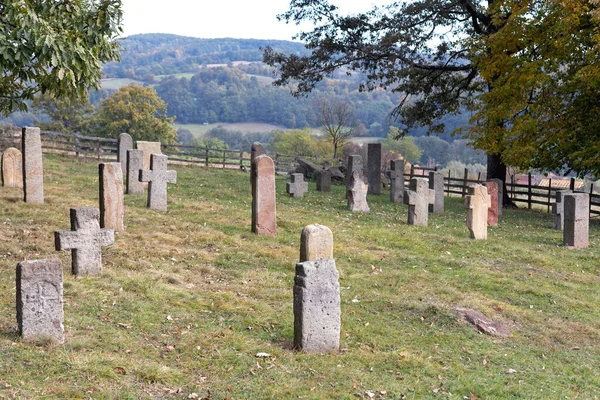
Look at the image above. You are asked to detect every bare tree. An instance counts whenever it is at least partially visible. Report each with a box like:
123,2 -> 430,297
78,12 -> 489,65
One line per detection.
315,96 -> 357,159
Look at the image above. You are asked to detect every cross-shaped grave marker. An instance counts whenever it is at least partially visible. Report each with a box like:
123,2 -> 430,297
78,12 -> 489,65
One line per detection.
403,177 -> 435,226
465,184 -> 492,239
389,159 -> 404,203
286,173 -> 308,198
139,154 -> 177,211
552,190 -> 572,230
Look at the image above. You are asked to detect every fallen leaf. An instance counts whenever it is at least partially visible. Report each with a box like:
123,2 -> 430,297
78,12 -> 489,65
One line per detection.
114,367 -> 126,375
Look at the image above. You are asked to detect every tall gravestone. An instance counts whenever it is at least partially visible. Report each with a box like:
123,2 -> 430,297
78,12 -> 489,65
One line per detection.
16,259 -> 64,343
136,141 -> 162,171
563,193 -> 589,249
252,154 -> 276,236
552,190 -> 572,230
347,171 -> 370,212
2,147 -> 23,188
250,142 -> 265,182
428,171 -> 444,213
126,149 -> 145,195
490,178 -> 504,216
300,224 -> 333,262
483,181 -> 499,227
286,173 -> 308,198
293,258 -> 340,353
139,154 -> 177,211
22,127 -> 44,204
316,170 -> 331,192
117,133 -> 133,175
390,159 -> 404,203
99,162 -> 124,232
404,177 -> 435,226
55,208 -> 115,276
367,143 -> 381,195
346,155 -> 363,199
465,184 -> 491,240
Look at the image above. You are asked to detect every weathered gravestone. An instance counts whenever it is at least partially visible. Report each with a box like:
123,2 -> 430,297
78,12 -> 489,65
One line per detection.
136,141 -> 162,171
139,154 -> 177,211
389,159 -> 405,203
126,149 -> 145,195
367,143 -> 382,195
483,181 -> 499,227
347,171 -> 370,212
300,224 -> 333,262
490,178 -> 504,216
346,155 -> 363,199
316,170 -> 332,192
428,171 -> 444,213
465,184 -> 492,240
1,147 -> 23,188
22,127 -> 44,204
99,163 -> 124,232
55,208 -> 115,276
117,133 -> 133,175
16,259 -> 64,343
552,190 -> 572,230
293,258 -> 340,353
252,154 -> 276,236
250,142 -> 265,182
286,173 -> 308,198
563,193 -> 589,249
404,177 -> 435,226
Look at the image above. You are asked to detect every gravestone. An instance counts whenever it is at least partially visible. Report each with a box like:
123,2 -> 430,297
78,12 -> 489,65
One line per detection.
367,143 -> 382,195
465,184 -> 492,239
117,133 -> 133,175
99,163 -> 124,232
136,141 -> 162,171
345,155 -> 363,198
316,170 -> 332,192
139,154 -> 177,211
490,178 -> 504,216
1,147 -> 23,188
22,127 -> 44,203
250,142 -> 265,182
483,181 -> 499,227
55,207 -> 115,276
428,171 -> 444,213
404,177 -> 435,226
552,190 -> 572,230
252,154 -> 276,236
16,259 -> 64,343
126,149 -> 145,195
286,173 -> 308,198
389,159 -> 405,203
300,224 -> 333,262
563,193 -> 589,249
293,258 -> 340,353
347,171 -> 370,212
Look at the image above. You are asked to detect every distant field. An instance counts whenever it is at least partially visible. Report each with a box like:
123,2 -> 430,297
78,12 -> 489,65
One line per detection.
154,73 -> 196,82
350,136 -> 384,144
100,78 -> 145,91
246,74 -> 275,85
175,122 -> 285,137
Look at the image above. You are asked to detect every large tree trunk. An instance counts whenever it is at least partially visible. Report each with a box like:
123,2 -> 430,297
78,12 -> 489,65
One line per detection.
487,153 -> 516,207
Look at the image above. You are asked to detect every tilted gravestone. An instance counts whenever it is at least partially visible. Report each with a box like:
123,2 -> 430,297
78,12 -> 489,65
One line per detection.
563,193 -> 589,249
346,155 -> 363,199
16,259 -> 64,343
483,181 -> 499,227
404,177 -> 435,226
126,149 -> 145,195
347,171 -> 370,212
22,127 -> 44,203
1,147 -> 23,188
428,171 -> 444,213
250,142 -> 265,183
390,159 -> 405,203
252,154 -> 276,236
465,184 -> 492,239
293,258 -> 340,353
117,133 -> 133,175
490,178 -> 504,216
139,154 -> 177,211
300,224 -> 333,262
99,162 -> 124,232
136,141 -> 162,171
367,143 -> 382,195
552,190 -> 572,230
316,170 -> 332,192
55,208 -> 115,276
286,173 -> 308,198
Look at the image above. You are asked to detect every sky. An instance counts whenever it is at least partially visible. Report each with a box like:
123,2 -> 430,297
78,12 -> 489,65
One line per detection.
122,0 -> 394,41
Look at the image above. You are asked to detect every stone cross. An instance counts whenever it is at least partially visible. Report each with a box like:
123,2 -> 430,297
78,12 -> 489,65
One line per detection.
389,159 -> 404,203
22,127 -> 44,204
250,142 -> 265,183
293,258 -> 340,353
16,259 -> 64,343
490,178 -> 504,216
126,149 -> 145,195
345,155 -> 363,198
563,193 -> 589,249
252,154 -> 276,236
1,147 -> 23,188
99,162 -> 124,232
367,143 -> 381,195
465,184 -> 492,239
483,181 -> 499,227
300,224 -> 333,262
286,173 -> 308,198
55,207 -> 115,276
552,190 -> 572,230
347,171 -> 370,212
316,170 -> 331,192
117,133 -> 133,175
428,171 -> 444,213
139,154 -> 177,211
404,177 -> 435,226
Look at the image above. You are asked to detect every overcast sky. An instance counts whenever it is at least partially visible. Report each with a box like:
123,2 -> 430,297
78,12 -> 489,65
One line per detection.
122,1 -> 394,41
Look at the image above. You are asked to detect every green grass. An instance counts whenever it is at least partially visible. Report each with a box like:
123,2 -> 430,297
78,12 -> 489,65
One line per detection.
1,154 -> 599,399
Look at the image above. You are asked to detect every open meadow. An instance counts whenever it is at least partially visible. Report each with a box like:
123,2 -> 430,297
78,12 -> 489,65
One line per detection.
1,154 -> 600,399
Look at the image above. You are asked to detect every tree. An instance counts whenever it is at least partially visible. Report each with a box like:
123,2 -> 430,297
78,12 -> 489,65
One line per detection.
91,84 -> 177,143
269,128 -> 333,158
31,94 -> 94,134
381,127 -> 422,164
314,95 -> 357,158
0,1 -> 122,115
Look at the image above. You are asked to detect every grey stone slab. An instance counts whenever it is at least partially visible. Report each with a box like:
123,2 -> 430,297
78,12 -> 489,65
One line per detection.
117,133 -> 133,175
293,258 -> 340,353
136,141 -> 162,171
316,170 -> 331,192
346,155 -> 363,198
404,177 -> 434,226
428,171 -> 444,213
252,154 -> 276,236
389,159 -> 405,203
139,154 -> 177,211
250,142 -> 265,183
126,149 -> 145,195
347,171 -> 370,212
286,173 -> 308,198
563,193 -> 589,248
552,190 -> 572,230
22,127 -> 44,204
99,163 -> 124,233
465,185 -> 491,240
367,143 -> 382,195
300,224 -> 333,262
2,147 -> 23,188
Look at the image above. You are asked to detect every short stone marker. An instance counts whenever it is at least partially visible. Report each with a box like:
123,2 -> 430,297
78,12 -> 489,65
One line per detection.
563,193 -> 589,249
252,154 -> 276,236
1,147 -> 23,188
428,171 -> 444,213
99,162 -> 124,232
250,142 -> 265,182
16,259 -> 64,343
126,149 -> 145,195
346,155 -> 363,198
286,173 -> 308,198
465,184 -> 492,239
117,133 -> 133,175
347,171 -> 370,212
293,258 -> 340,353
22,127 -> 44,203
316,170 -> 331,192
483,181 -> 499,227
389,159 -> 405,203
490,178 -> 504,216
404,177 -> 435,226
455,307 -> 510,337
136,141 -> 162,171
139,154 -> 177,211
300,224 -> 333,262
367,143 -> 381,195
55,207 -> 115,276
552,190 -> 572,230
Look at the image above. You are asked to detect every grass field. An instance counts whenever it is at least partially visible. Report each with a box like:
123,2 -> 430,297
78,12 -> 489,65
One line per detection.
176,122 -> 285,138
1,154 -> 599,399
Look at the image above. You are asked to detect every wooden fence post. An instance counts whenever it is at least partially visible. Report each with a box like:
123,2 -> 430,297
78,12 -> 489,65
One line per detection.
239,151 -> 244,169
589,183 -> 594,214
462,168 -> 468,198
96,138 -> 101,161
410,165 -> 415,179
547,179 -> 552,213
570,177 -> 575,191
528,173 -> 532,210
222,149 -> 226,169
205,147 -> 209,167
75,136 -> 80,158
446,169 -> 451,197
